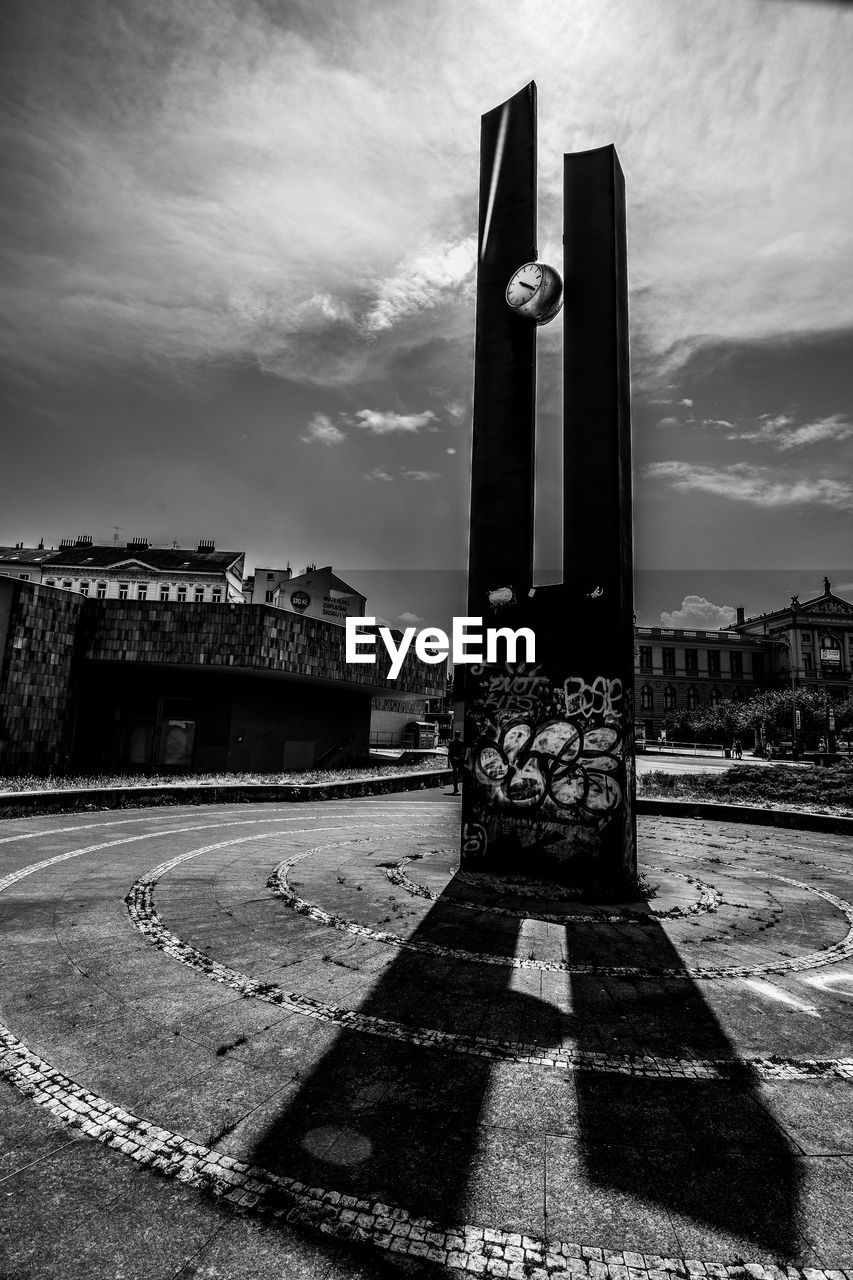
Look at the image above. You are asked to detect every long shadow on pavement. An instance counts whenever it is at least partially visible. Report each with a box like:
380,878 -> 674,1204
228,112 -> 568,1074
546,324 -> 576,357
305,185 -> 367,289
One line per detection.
247,872 -> 801,1268
569,907 -> 801,1258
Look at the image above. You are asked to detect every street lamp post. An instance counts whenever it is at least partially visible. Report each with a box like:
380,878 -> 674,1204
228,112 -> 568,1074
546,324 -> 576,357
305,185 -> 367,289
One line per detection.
776,636 -> 798,760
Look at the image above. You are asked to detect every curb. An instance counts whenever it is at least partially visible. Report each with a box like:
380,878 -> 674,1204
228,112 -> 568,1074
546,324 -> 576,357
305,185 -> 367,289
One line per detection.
0,769 -> 453,819
636,796 -> 853,837
1,781 -> 851,838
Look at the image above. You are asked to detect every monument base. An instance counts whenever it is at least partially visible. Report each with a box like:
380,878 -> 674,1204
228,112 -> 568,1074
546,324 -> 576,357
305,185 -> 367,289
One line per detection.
460,584 -> 636,894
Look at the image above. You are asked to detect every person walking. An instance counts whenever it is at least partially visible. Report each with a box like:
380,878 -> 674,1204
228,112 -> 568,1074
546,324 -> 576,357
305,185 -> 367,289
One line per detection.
447,732 -> 465,795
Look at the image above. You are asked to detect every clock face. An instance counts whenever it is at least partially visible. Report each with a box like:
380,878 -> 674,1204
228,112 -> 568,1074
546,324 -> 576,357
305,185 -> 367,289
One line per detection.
505,261 -> 563,324
506,261 -> 543,310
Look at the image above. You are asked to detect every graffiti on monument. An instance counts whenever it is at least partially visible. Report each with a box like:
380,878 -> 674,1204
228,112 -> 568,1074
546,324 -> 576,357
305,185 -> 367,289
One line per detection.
461,821 -> 488,859
464,664 -> 627,861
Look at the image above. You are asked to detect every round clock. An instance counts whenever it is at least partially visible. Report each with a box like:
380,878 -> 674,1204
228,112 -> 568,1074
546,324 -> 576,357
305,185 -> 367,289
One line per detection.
505,261 -> 563,324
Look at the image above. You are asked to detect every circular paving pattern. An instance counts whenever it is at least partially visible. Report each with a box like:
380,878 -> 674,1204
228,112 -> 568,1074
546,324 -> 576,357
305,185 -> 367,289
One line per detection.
385,855 -> 724,923
2,796 -> 853,1278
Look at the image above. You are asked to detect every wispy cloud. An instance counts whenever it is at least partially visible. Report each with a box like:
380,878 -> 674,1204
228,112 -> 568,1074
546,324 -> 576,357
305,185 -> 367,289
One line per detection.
301,413 -> 346,446
660,595 -> 736,630
698,411 -> 853,450
645,461 -> 853,509
741,413 -> 853,451
363,466 -> 441,483
353,409 -> 437,435
362,237 -> 476,334
302,406 -> 439,445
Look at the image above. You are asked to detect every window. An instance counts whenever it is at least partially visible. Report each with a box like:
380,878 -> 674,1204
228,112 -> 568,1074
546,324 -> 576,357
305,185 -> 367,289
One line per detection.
752,653 -> 764,681
820,635 -> 842,669
118,582 -> 129,600
267,572 -> 274,581
638,646 -> 652,670
45,578 -> 55,587
194,586 -> 204,603
709,687 -> 722,706
265,589 -> 274,603
80,581 -> 89,596
640,684 -> 653,711
687,686 -> 699,710
664,685 -> 676,710
730,652 -> 743,679
160,585 -> 170,602
803,653 -> 813,672
801,632 -> 812,645
684,648 -> 698,674
177,585 -> 187,602
18,573 -> 30,581
96,582 -> 107,599
62,579 -> 72,590
707,650 -> 721,675
662,647 -> 675,672
211,587 -> 222,603
137,583 -> 148,601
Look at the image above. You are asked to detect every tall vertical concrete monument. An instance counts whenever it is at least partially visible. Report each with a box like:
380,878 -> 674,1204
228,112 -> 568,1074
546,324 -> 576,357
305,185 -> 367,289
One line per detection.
461,82 -> 636,892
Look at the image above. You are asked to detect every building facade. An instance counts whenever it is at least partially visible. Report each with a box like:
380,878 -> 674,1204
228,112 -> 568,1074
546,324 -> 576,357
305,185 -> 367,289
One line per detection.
735,579 -> 853,701
634,580 -> 853,738
246,563 -> 366,627
39,537 -> 245,604
0,543 -> 53,584
634,626 -> 769,737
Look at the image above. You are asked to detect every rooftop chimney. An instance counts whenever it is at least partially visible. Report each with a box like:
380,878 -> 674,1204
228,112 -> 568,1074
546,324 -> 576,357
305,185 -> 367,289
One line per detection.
75,535 -> 93,547
59,538 -> 73,548
126,537 -> 150,550
736,606 -> 745,626
197,539 -> 215,553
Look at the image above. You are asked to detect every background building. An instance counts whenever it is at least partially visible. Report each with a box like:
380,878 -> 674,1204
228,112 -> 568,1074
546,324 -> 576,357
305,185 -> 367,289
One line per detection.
0,578 -> 441,776
245,563 -> 366,626
0,542 -> 52,584
40,536 -> 245,604
634,579 -> 853,738
634,626 -> 768,738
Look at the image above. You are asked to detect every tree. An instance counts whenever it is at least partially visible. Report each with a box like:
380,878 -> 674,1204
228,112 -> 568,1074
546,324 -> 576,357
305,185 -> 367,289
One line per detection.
737,688 -> 853,745
663,687 -> 853,751
662,699 -> 742,744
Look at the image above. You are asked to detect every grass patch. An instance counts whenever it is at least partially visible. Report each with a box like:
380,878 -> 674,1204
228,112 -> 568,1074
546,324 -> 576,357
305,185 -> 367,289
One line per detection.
0,759 -> 448,794
639,761 -> 853,813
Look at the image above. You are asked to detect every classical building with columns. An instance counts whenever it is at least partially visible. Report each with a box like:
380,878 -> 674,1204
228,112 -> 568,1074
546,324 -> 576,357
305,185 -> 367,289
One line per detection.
634,579 -> 853,739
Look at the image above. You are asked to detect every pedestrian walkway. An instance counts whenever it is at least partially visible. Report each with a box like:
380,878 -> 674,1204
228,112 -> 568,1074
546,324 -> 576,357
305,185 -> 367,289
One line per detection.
1,793 -> 852,1277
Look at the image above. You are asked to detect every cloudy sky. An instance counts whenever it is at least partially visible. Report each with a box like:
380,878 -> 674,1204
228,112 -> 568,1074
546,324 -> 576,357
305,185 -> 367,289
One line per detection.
2,0 -> 851,628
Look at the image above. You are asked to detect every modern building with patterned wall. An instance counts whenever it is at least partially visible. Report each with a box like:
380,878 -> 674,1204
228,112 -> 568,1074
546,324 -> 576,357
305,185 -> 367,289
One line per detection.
0,580 -> 88,773
0,578 -> 443,776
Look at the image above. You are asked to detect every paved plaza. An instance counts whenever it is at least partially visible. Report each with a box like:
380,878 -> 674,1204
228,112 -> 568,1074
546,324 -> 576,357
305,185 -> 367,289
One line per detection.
2,789 -> 853,1278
